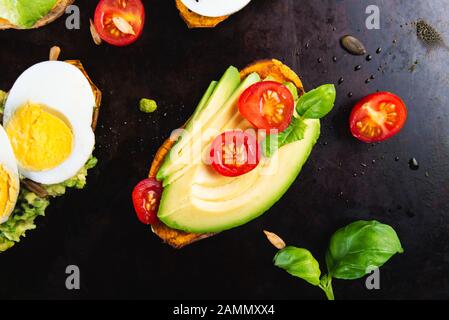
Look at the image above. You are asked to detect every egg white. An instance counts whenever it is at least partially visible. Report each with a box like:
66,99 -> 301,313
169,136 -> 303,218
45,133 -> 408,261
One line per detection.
180,0 -> 252,17
3,61 -> 96,185
0,125 -> 19,223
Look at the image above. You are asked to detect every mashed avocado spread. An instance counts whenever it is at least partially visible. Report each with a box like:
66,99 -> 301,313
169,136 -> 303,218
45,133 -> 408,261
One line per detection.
0,0 -> 58,28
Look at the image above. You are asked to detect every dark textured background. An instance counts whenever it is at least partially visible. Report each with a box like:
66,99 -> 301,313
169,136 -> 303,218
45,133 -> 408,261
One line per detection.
0,0 -> 448,300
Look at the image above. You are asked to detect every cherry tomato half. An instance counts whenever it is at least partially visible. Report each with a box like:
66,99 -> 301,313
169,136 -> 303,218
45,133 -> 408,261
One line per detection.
210,130 -> 260,177
350,92 -> 407,143
94,0 -> 145,46
132,178 -> 162,225
238,81 -> 295,132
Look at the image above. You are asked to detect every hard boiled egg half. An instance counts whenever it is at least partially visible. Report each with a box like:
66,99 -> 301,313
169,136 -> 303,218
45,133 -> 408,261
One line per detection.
0,125 -> 19,224
180,0 -> 252,17
2,61 -> 96,185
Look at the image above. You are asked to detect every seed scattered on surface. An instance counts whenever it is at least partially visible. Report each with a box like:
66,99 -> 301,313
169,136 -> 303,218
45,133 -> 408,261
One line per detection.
90,18 -> 102,45
332,56 -> 337,62
370,74 -> 376,80
317,57 -> 322,63
49,46 -> 61,61
305,42 -> 310,49
341,35 -> 367,55
416,19 -> 443,47
406,210 -> 415,218
338,77 -> 344,85
409,158 -> 419,170
395,156 -> 400,162
376,47 -> 382,54
366,54 -> 372,61
355,65 -> 361,71
139,98 -> 158,113
348,92 -> 353,98
263,230 -> 286,250
409,60 -> 419,72
365,78 -> 371,84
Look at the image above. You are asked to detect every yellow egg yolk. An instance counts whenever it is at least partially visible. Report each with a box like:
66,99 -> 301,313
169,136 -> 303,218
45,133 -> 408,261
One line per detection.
0,164 -> 18,221
5,102 -> 74,171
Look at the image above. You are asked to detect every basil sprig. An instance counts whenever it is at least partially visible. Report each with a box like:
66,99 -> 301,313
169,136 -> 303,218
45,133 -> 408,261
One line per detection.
296,84 -> 336,119
263,117 -> 307,157
269,220 -> 403,300
326,220 -> 404,280
263,84 -> 336,157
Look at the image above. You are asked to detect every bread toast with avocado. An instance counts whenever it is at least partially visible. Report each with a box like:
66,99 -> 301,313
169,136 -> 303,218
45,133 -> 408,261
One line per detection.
0,0 -> 74,30
150,59 -> 306,248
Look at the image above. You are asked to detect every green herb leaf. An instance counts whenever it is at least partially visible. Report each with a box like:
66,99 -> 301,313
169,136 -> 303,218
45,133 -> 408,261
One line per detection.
296,84 -> 336,119
263,117 -> 307,157
318,274 -> 335,300
326,220 -> 404,280
274,246 -> 322,286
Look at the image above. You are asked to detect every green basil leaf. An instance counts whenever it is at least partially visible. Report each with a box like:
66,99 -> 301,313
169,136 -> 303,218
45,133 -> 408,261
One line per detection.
274,246 -> 321,286
326,220 -> 404,280
296,84 -> 336,119
263,117 -> 307,157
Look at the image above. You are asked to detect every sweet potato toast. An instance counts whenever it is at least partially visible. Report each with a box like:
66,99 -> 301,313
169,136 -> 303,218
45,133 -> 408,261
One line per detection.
175,0 -> 229,29
150,59 -> 305,248
0,0 -> 74,30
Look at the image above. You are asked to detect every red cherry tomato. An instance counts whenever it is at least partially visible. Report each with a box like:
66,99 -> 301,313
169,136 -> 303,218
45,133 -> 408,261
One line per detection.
94,0 -> 145,46
238,81 -> 295,132
210,130 -> 260,177
132,178 -> 162,225
350,92 -> 407,143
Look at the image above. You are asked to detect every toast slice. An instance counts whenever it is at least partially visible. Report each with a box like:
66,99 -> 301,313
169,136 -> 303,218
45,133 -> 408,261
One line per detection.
150,59 -> 304,248
0,0 -> 74,30
175,0 -> 229,28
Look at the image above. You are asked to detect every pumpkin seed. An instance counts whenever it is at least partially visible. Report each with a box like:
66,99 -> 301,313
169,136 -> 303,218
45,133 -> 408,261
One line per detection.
263,230 -> 286,250
49,46 -> 61,61
340,35 -> 366,55
90,19 -> 102,45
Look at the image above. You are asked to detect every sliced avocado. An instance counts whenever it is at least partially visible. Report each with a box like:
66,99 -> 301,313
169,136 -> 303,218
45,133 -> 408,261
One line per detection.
284,82 -> 299,101
157,66 -> 241,181
158,119 -> 320,233
157,66 -> 240,181
189,81 -> 217,123
161,72 -> 261,186
0,0 -> 58,28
